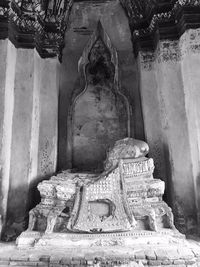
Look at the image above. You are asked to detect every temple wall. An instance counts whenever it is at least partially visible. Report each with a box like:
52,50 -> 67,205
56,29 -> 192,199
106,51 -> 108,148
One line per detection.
6,48 -> 34,228
180,29 -> 200,232
36,56 -> 58,179
0,3 -> 200,239
58,0 -> 144,170
0,40 -> 16,235
0,44 -> 59,238
156,40 -> 197,233
29,54 -> 59,209
139,29 -> 200,234
138,52 -> 169,196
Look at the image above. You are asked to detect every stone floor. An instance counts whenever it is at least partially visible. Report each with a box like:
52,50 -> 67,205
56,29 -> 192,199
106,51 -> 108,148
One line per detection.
0,235 -> 200,267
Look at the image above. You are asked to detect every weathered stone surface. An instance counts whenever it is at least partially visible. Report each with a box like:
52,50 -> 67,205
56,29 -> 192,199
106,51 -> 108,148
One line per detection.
18,137 -> 176,239
185,259 -> 196,265
104,138 -> 149,170
165,249 -> 180,260
178,249 -> 194,260
173,260 -> 185,265
148,260 -> 162,266
60,257 -> 71,265
71,23 -> 130,172
135,251 -> 146,260
155,249 -> 168,260
50,256 -> 60,264
28,255 -> 40,262
161,260 -> 173,265
1,237 -> 200,266
192,249 -> 200,258
58,1 -> 144,171
39,255 -> 50,262
0,260 -> 9,265
145,250 -> 156,260
138,30 -> 200,235
10,255 -> 29,261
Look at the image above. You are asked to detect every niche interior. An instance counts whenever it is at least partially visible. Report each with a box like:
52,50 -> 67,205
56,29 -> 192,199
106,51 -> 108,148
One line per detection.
66,22 -> 132,172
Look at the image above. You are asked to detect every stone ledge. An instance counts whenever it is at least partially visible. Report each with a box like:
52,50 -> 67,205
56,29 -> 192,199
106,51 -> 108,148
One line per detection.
0,257 -> 199,267
1,238 -> 200,267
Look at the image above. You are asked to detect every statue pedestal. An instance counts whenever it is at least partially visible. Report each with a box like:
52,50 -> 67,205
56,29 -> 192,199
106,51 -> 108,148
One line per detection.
17,228 -> 184,248
17,138 -> 184,255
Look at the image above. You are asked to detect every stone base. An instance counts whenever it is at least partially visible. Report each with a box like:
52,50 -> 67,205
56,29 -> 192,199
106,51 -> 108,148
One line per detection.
17,229 -> 184,248
0,234 -> 200,267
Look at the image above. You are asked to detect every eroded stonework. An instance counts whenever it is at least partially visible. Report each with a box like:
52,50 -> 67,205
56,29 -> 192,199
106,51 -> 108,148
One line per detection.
139,29 -> 200,70
17,138 -> 180,248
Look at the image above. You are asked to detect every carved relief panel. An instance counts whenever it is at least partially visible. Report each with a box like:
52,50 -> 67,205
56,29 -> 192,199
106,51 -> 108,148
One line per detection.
68,22 -> 131,172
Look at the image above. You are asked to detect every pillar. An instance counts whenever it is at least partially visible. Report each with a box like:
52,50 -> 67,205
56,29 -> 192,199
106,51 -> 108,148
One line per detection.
138,36 -> 199,234
180,28 -> 200,233
36,56 -> 59,178
28,53 -> 59,209
155,40 -> 197,233
0,45 -> 59,239
138,51 -> 170,199
5,48 -> 35,231
0,40 -> 16,237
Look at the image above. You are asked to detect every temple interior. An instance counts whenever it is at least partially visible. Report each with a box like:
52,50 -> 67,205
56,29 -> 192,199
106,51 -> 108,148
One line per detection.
0,0 -> 200,266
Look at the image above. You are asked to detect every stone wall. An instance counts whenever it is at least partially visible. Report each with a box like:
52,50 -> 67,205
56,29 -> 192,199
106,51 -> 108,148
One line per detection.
57,0 -> 145,170
0,42 -> 59,239
0,1 -> 200,239
138,28 -> 200,234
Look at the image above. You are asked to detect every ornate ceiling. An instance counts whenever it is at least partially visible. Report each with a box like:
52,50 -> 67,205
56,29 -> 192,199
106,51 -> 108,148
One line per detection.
121,0 -> 200,53
0,0 -> 199,59
0,0 -> 73,59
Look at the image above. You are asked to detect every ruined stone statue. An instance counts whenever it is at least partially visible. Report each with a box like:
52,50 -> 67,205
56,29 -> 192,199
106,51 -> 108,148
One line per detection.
17,138 -> 178,247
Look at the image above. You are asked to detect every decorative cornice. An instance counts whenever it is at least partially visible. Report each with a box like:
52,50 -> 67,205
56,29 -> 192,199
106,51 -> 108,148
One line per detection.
0,1 -> 200,59
120,0 -> 200,55
139,28 -> 200,70
157,40 -> 181,63
139,51 -> 156,71
0,0 -> 73,60
0,0 -> 9,39
179,28 -> 200,56
9,0 -> 36,48
35,0 -> 73,59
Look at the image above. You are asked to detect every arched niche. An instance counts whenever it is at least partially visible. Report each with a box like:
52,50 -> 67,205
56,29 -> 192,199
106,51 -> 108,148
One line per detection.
67,22 -> 131,172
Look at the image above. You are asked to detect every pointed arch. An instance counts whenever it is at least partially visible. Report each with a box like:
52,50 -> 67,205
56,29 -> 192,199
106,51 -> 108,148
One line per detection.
66,21 -> 131,171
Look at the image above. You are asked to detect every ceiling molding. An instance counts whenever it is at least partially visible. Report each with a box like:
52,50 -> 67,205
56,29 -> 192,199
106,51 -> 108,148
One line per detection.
0,0 -> 73,60
0,0 -> 9,39
120,0 -> 200,54
0,0 -> 199,58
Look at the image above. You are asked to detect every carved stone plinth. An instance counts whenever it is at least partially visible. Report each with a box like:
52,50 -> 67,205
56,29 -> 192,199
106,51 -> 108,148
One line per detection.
17,138 -> 183,248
